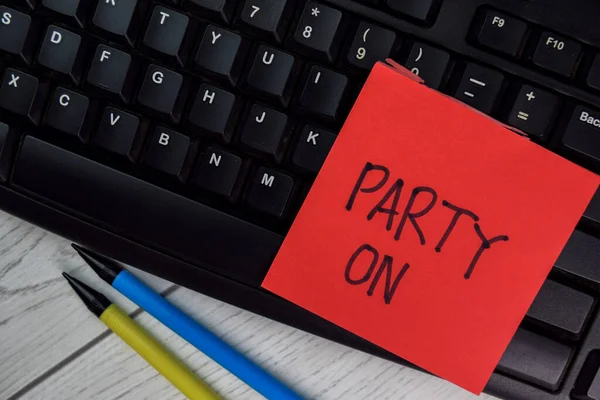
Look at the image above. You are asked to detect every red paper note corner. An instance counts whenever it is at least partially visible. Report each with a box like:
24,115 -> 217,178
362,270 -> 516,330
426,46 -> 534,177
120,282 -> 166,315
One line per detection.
262,62 -> 600,394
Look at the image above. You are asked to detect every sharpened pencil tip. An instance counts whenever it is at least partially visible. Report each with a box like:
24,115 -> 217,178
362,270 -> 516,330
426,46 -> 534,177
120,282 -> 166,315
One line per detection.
71,243 -> 122,285
62,272 -> 111,317
71,243 -> 83,252
62,271 -> 76,283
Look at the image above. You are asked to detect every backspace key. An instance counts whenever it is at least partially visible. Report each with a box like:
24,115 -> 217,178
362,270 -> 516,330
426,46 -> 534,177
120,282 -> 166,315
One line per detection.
562,105 -> 600,164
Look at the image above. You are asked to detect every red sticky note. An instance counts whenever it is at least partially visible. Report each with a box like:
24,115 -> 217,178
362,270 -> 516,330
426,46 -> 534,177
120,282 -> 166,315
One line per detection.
262,62 -> 600,394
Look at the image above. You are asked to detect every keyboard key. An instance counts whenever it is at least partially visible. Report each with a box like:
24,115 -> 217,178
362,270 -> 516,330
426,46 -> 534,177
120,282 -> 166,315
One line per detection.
137,65 -> 185,122
93,107 -> 140,160
43,87 -> 91,140
247,167 -> 294,217
37,25 -> 84,84
497,329 -> 571,390
299,66 -> 348,119
241,104 -> 289,161
554,230 -> 600,291
41,0 -> 91,28
583,188 -> 600,229
194,25 -> 245,85
591,370 -> 600,400
0,122 -> 20,182
0,7 -> 37,64
292,2 -> 343,63
387,0 -> 440,24
92,0 -> 138,45
347,22 -> 396,70
292,125 -> 336,173
13,136 -> 283,286
189,84 -> 239,141
144,127 -> 191,179
573,359 -> 600,400
246,46 -> 296,106
193,146 -> 242,198
532,32 -> 582,78
454,64 -> 504,114
143,6 -> 191,66
588,54 -> 600,91
508,84 -> 560,140
239,0 -> 291,43
475,10 -> 528,57
404,42 -> 450,89
186,0 -> 236,24
0,68 -> 46,124
86,45 -> 133,101
562,105 -> 600,162
526,280 -> 594,339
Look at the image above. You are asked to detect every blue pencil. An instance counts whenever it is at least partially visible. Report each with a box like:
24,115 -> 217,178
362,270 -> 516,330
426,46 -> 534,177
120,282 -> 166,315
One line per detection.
72,244 -> 303,400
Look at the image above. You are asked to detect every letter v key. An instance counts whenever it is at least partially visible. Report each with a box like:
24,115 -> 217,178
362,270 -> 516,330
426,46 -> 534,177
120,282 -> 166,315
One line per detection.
110,112 -> 121,126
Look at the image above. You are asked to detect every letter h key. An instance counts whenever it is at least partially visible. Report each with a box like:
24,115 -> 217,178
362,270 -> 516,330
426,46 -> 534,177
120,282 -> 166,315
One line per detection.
188,84 -> 240,142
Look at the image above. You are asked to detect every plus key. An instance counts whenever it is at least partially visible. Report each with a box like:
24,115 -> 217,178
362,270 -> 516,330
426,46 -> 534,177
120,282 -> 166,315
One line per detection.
291,2 -> 344,63
508,84 -> 560,140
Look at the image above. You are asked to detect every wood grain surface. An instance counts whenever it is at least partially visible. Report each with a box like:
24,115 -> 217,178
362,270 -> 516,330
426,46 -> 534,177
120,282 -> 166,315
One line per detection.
0,211 -> 497,400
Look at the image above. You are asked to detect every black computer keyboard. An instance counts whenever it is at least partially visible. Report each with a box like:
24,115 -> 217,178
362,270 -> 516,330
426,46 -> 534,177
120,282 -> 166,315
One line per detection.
0,0 -> 599,398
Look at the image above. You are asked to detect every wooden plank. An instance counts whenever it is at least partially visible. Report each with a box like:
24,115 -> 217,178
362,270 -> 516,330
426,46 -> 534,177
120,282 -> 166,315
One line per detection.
0,212 -> 174,398
24,285 -> 497,399
0,211 -> 497,399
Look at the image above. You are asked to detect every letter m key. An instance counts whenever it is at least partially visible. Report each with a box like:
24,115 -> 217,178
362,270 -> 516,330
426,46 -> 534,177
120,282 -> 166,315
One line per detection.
261,173 -> 274,187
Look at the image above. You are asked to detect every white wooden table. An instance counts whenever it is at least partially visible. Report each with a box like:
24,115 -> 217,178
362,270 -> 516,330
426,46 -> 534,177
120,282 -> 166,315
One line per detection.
0,211 -> 499,400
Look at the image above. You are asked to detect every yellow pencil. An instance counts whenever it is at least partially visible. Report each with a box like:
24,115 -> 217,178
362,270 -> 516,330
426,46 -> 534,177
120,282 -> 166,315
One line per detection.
63,272 -> 221,400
